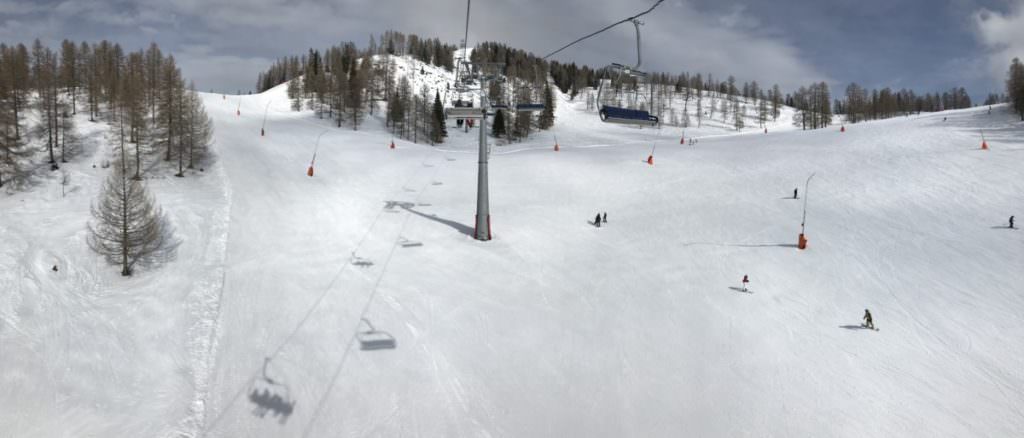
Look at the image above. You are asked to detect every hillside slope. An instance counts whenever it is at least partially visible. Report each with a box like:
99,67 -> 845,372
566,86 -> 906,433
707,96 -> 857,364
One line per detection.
1,60 -> 1022,436
200,81 -> 1023,437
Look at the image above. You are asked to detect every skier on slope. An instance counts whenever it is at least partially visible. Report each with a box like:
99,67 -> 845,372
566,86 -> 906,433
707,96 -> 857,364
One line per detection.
603,212 -> 608,223
793,188 -> 798,199
863,309 -> 874,330
1010,216 -> 1015,229
741,275 -> 749,292
595,213 -> 602,228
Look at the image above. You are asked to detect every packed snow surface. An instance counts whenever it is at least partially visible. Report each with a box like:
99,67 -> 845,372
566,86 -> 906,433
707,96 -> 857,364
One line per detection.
2,67 -> 1023,436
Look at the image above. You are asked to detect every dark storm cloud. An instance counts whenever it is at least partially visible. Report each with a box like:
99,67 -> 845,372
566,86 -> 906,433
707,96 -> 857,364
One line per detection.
1,0 -> 1021,98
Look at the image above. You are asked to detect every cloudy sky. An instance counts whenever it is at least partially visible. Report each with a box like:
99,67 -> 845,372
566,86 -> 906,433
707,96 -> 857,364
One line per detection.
1,0 -> 1022,100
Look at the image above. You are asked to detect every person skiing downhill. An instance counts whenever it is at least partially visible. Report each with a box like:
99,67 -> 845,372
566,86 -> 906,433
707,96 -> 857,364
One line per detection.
594,213 -> 602,228
741,275 -> 749,292
1010,216 -> 1015,229
863,309 -> 874,330
793,188 -> 798,199
602,212 -> 608,223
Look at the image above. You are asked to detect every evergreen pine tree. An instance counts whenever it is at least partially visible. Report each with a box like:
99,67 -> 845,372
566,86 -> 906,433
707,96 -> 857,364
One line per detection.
1009,58 -> 1024,121
538,84 -> 555,129
492,109 -> 506,138
430,91 -> 446,143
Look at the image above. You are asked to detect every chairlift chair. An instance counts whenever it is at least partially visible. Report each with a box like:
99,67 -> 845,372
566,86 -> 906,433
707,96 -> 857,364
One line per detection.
595,19 -> 659,127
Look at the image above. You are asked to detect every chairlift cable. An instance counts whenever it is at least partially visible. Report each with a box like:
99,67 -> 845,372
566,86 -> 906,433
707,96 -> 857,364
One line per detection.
541,0 -> 665,61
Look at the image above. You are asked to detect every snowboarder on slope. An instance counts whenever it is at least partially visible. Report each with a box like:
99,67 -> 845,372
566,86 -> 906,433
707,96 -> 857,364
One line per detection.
595,213 -> 602,228
1010,216 -> 1015,229
741,275 -> 749,292
863,309 -> 874,330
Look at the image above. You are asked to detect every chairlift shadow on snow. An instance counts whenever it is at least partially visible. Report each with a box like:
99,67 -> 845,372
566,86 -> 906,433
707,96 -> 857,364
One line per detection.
398,236 -> 424,248
358,318 -> 397,351
384,200 -> 415,214
351,252 -> 374,268
248,357 -> 296,424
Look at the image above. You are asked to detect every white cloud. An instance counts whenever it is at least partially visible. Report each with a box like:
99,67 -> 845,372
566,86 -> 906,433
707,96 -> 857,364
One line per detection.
972,0 -> 1024,86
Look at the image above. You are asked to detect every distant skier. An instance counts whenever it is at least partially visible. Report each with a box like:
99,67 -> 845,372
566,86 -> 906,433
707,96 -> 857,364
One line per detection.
741,275 -> 749,292
1010,215 -> 1015,229
793,188 -> 798,199
943,117 -> 947,122
594,213 -> 602,227
863,309 -> 874,330
51,265 -> 58,272
602,212 -> 608,223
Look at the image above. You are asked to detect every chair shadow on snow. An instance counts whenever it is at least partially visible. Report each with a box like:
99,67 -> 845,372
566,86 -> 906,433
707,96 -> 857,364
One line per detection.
248,358 -> 296,424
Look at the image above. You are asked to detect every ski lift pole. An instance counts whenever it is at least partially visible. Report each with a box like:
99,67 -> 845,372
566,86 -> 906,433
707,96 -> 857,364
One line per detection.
308,129 -> 328,177
261,100 -> 272,136
799,172 -> 816,249
475,74 -> 491,241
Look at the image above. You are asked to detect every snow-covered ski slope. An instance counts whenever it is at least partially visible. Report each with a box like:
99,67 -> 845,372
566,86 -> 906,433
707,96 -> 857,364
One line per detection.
202,84 -> 1024,436
3,61 -> 1024,436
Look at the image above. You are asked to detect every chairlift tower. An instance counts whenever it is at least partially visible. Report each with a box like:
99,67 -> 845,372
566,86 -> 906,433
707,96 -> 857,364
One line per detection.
472,62 -> 504,241
445,62 -> 544,241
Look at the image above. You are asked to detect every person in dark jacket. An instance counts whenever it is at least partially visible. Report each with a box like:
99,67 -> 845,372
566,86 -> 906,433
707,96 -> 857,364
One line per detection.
594,213 -> 602,227
793,188 -> 798,199
1010,215 -> 1015,229
863,309 -> 874,330
602,212 -> 607,223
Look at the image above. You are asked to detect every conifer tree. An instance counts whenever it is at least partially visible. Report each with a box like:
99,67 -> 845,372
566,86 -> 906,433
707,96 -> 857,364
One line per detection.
538,83 -> 555,129
492,109 -> 506,138
1009,58 -> 1024,121
430,91 -> 446,143
88,115 -> 175,276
